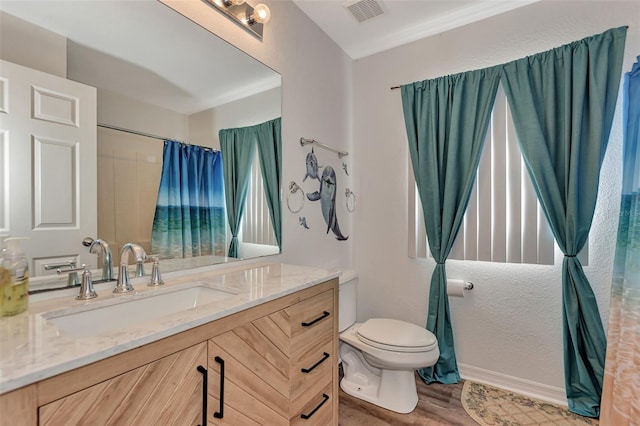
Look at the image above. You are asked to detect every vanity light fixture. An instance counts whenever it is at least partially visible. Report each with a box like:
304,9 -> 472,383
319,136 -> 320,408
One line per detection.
204,0 -> 271,40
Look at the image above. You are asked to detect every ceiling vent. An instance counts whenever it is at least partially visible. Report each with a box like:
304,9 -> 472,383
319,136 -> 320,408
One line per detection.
343,0 -> 385,24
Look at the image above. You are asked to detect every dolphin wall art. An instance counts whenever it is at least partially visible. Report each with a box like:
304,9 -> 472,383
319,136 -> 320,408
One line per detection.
307,166 -> 348,241
303,148 -> 322,182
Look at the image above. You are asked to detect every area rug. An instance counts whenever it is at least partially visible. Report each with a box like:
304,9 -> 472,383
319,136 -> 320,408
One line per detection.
461,381 -> 599,425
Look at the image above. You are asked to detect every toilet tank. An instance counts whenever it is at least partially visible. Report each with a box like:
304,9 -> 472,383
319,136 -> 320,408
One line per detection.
339,270 -> 358,332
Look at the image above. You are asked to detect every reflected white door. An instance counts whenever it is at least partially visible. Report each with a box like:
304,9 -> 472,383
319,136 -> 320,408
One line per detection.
0,59 -> 97,276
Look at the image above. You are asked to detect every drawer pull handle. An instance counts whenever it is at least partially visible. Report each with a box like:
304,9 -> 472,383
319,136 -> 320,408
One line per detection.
196,365 -> 207,426
301,352 -> 330,373
300,393 -> 329,420
213,356 -> 225,419
301,311 -> 330,327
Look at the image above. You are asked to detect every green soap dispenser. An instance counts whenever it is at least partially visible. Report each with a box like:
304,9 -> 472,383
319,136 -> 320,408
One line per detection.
0,237 -> 29,316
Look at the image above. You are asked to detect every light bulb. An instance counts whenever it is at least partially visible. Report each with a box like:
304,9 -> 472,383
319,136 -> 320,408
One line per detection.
249,4 -> 271,24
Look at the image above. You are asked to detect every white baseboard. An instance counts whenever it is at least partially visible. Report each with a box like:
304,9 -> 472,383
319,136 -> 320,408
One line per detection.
458,363 -> 567,407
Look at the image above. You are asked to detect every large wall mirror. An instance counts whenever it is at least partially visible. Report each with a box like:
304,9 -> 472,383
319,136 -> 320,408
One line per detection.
0,0 -> 282,285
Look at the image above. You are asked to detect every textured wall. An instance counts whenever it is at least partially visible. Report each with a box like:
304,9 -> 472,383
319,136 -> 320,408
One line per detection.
351,0 -> 640,400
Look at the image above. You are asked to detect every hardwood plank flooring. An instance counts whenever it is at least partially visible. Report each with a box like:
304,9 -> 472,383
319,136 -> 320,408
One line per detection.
338,373 -> 477,426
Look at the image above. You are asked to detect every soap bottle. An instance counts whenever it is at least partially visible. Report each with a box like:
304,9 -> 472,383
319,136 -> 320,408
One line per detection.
0,237 -> 29,316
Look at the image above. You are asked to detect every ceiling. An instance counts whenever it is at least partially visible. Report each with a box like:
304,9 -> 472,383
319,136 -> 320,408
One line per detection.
0,0 -> 280,115
293,0 -> 539,60
0,0 -> 540,113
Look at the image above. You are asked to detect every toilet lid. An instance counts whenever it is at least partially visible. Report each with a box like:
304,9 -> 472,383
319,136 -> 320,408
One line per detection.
356,318 -> 437,353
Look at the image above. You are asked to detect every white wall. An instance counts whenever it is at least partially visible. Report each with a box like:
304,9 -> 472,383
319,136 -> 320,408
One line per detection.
164,0 -> 354,271
188,86 -> 281,149
95,88 -> 190,142
0,11 -> 66,77
351,0 -> 640,402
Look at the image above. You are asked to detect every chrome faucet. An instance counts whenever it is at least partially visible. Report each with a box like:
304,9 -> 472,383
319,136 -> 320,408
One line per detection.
44,261 -> 80,287
114,243 -> 147,293
89,239 -> 113,281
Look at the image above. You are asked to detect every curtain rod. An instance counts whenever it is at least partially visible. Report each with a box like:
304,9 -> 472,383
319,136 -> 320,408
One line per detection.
390,85 -> 401,90
97,123 -> 218,152
300,137 -> 348,158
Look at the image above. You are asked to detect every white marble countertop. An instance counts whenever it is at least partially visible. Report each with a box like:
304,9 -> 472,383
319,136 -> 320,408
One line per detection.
0,261 -> 339,394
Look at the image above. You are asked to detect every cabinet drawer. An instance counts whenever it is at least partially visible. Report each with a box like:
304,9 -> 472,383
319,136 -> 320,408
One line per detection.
290,381 -> 333,426
291,337 -> 333,401
286,289 -> 334,353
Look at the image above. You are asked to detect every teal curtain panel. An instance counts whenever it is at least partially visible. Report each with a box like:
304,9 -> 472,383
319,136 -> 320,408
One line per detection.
501,27 -> 627,417
401,65 -> 502,384
220,117 -> 282,257
219,126 -> 256,258
255,117 -> 283,250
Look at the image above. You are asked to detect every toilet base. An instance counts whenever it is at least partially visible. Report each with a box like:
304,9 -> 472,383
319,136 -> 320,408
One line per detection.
339,343 -> 419,414
340,367 -> 419,414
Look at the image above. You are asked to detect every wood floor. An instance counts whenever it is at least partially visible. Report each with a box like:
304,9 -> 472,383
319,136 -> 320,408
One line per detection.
338,374 -> 478,426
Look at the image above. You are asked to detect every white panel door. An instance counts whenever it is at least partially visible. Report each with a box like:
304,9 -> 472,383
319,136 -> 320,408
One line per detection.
0,59 -> 97,276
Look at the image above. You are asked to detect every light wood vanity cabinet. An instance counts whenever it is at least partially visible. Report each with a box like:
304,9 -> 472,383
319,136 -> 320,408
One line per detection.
39,342 -> 207,425
208,289 -> 335,425
0,279 -> 338,426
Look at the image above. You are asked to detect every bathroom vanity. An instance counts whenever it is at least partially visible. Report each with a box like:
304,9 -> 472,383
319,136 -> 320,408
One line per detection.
0,262 -> 339,425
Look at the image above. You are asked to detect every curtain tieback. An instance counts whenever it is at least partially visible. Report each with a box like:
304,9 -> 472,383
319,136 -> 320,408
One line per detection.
436,261 -> 446,265
564,254 -> 577,257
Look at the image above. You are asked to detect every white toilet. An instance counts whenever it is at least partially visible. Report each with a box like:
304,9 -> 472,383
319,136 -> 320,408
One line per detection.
338,270 -> 440,414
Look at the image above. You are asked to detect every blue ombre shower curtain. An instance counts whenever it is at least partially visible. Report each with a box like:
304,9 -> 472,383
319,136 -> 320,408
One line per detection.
601,56 -> 640,425
151,140 -> 226,258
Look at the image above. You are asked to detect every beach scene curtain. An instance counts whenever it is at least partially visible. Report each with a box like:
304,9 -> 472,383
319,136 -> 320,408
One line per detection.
151,140 -> 226,258
600,55 -> 640,425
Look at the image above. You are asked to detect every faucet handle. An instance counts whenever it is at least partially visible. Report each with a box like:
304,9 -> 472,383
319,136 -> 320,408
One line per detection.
57,265 -> 97,299
76,266 -> 97,300
135,259 -> 146,277
51,262 -> 81,287
147,255 -> 164,287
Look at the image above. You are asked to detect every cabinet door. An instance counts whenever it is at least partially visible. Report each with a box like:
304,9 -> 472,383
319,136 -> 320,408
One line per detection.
39,342 -> 207,426
208,310 -> 291,426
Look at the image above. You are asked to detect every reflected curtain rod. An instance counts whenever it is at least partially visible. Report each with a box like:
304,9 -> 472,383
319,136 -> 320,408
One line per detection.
97,123 -> 219,152
300,137 -> 348,158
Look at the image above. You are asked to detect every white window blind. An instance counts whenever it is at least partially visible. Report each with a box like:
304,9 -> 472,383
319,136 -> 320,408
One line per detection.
241,149 -> 277,246
408,85 -> 588,265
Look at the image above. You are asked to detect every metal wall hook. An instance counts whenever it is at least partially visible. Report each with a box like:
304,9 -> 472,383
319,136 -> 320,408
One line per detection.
345,188 -> 356,213
287,181 -> 305,213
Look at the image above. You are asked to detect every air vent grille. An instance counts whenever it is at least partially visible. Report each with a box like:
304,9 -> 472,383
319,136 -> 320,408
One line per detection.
344,0 -> 384,23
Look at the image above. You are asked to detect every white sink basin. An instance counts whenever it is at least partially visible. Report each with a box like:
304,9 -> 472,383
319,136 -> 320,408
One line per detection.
44,285 -> 236,337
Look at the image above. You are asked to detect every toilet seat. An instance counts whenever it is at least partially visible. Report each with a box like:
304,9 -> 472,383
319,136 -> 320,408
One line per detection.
356,318 -> 437,353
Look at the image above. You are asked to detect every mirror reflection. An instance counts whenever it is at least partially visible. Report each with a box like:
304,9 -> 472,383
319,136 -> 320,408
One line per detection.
0,0 -> 282,285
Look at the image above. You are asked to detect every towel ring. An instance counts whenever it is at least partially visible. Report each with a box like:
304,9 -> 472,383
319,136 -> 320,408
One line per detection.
287,181 -> 305,213
345,188 -> 356,213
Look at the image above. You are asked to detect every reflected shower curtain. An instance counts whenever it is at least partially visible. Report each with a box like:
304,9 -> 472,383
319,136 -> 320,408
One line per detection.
601,56 -> 640,425
501,27 -> 627,417
151,140 -> 226,258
